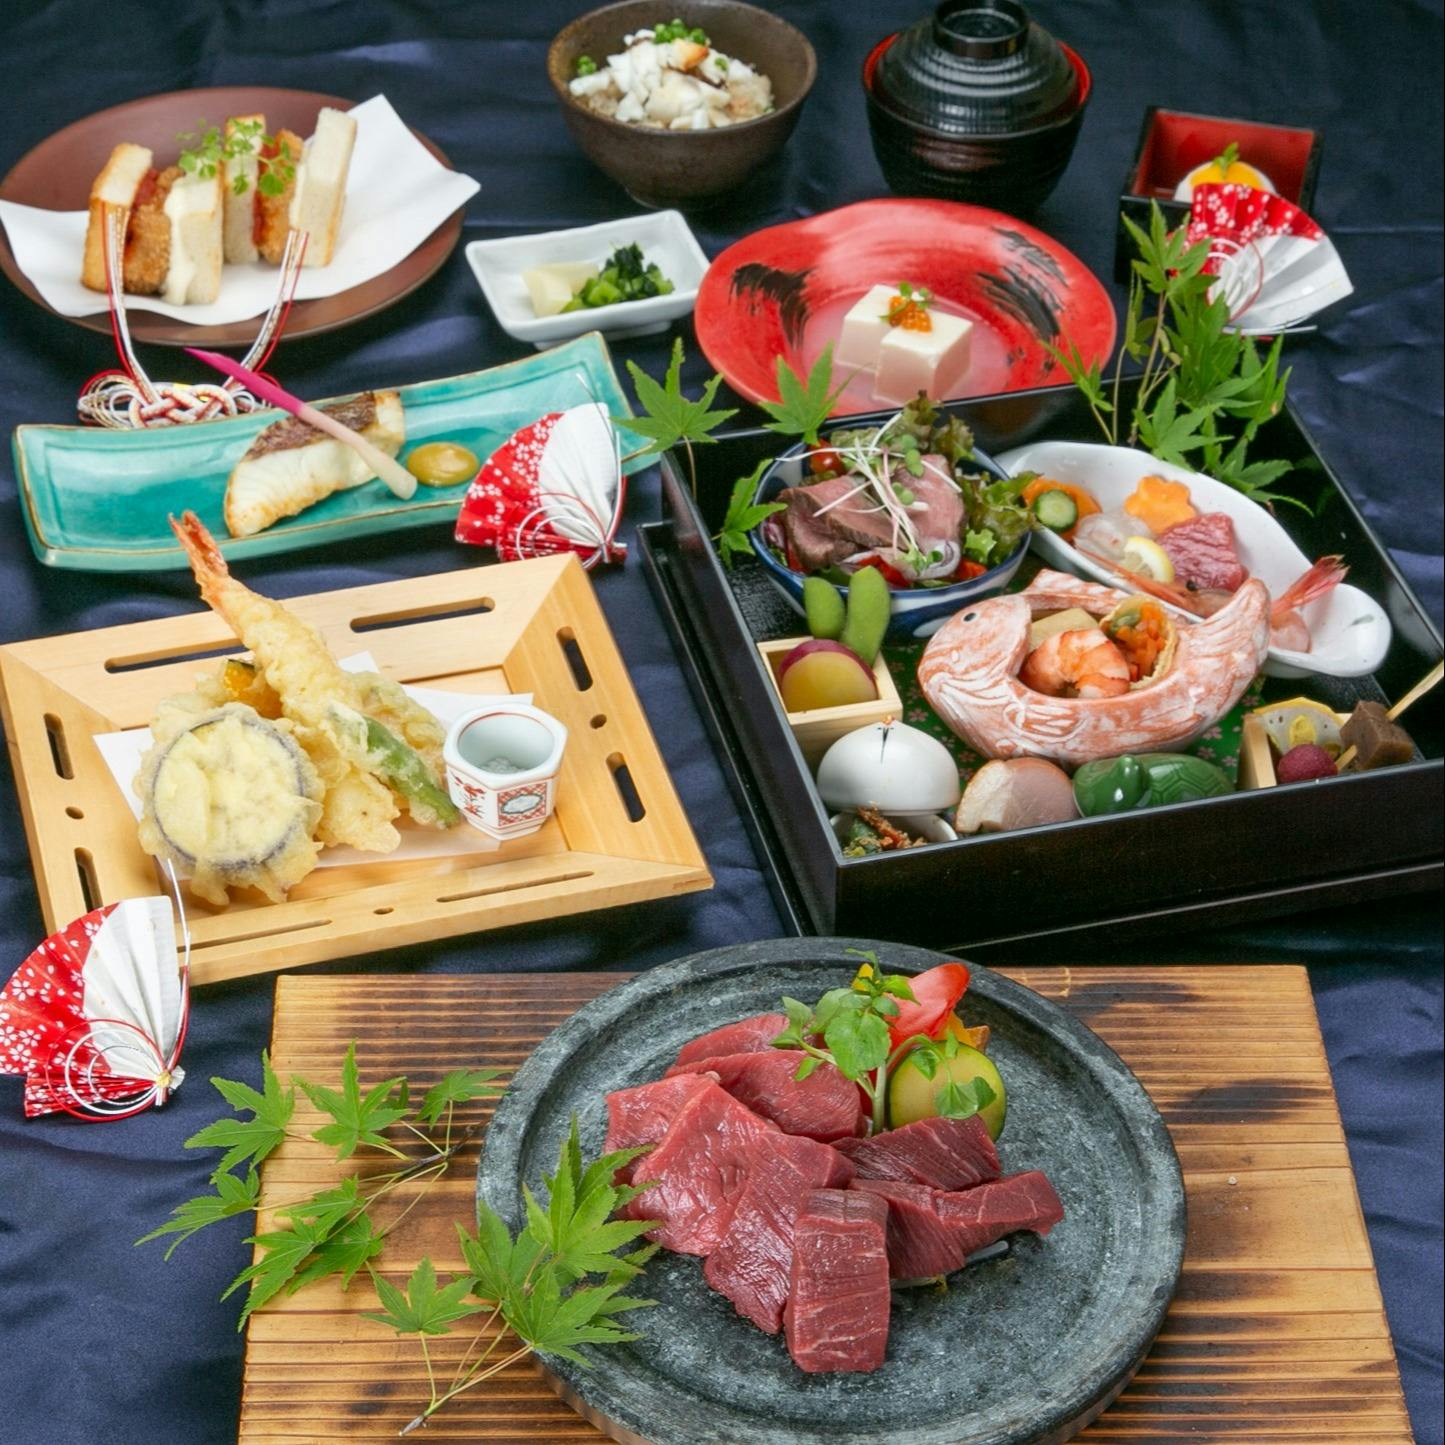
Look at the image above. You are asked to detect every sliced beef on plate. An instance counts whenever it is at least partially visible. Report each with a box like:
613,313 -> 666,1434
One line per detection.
934,1170 -> 1065,1253
854,1170 -> 1064,1279
704,1133 -> 854,1333
784,1188 -> 891,1374
905,456 -> 965,546
603,1072 -> 720,1185
619,1080 -> 779,1255
779,475 -> 895,569
673,1012 -> 787,1068
666,1048 -> 868,1143
850,1178 -> 968,1280
833,1113 -> 1000,1189
1158,512 -> 1247,591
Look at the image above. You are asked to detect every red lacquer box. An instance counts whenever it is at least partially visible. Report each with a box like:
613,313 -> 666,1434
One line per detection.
1115,107 -> 1323,280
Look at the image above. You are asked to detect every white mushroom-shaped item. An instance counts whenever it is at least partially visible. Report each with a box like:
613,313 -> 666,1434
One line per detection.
816,720 -> 961,817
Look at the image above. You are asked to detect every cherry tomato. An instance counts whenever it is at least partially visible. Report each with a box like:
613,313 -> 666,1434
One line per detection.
808,446 -> 843,477
956,559 -> 988,581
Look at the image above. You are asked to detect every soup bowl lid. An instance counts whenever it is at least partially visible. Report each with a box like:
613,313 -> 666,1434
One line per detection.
872,0 -> 1080,135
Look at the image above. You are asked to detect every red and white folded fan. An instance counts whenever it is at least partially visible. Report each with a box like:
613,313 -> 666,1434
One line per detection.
1186,182 -> 1352,335
456,401 -> 626,569
0,896 -> 189,1120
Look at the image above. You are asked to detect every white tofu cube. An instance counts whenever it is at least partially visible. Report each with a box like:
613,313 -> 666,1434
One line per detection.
835,285 -> 898,374
874,311 -> 974,404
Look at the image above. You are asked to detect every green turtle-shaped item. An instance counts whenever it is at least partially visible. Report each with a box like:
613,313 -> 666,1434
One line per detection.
1073,752 -> 1233,817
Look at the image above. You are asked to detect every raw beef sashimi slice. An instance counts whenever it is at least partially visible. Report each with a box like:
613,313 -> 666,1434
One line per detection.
603,1072 -> 719,1185
934,1170 -> 1065,1253
673,1012 -> 787,1067
704,1134 -> 854,1333
833,1114 -> 1000,1189
620,1081 -> 779,1255
666,1049 -> 867,1143
784,1189 -> 891,1374
1158,512 -> 1247,592
851,1178 -> 968,1280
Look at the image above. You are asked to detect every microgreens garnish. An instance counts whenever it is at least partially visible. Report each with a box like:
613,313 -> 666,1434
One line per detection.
138,1045 -> 654,1433
883,281 -> 933,324
1049,200 -> 1300,511
755,343 -> 851,448
177,118 -> 295,198
1210,140 -> 1240,175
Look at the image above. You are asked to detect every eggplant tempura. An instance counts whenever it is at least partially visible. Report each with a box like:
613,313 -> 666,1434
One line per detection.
134,514 -> 459,904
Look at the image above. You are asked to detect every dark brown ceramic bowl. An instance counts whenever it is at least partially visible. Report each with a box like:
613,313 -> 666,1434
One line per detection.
863,30 -> 1091,214
547,0 -> 816,208
0,86 -> 467,347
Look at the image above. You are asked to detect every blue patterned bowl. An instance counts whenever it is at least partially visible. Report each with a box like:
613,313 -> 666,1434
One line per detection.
748,437 -> 1030,641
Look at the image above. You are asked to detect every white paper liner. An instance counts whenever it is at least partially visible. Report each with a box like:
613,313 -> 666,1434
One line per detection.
0,95 -> 479,326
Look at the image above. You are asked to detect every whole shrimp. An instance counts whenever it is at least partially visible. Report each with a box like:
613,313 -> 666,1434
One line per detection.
1019,627 -> 1132,699
170,513 -> 455,851
1079,547 -> 1347,654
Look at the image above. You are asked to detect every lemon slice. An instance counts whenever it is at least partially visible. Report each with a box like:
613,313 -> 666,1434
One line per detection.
1121,535 -> 1175,584
1251,697 -> 1344,756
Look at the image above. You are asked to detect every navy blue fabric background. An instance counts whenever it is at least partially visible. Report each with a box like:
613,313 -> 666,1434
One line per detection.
0,2 -> 1440,1442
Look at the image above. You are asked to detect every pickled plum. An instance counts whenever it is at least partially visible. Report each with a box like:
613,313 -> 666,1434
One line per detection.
776,640 -> 878,713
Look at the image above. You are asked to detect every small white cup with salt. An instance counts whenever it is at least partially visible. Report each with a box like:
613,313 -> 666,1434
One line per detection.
443,703 -> 568,840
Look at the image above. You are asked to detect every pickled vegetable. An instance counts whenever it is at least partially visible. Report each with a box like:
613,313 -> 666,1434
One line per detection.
775,640 -> 877,713
405,441 -> 479,488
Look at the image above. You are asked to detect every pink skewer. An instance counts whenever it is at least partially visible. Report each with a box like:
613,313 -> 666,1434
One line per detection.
185,347 -> 416,500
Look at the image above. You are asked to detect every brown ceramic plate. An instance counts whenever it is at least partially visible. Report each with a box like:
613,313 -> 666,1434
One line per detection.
0,86 -> 466,347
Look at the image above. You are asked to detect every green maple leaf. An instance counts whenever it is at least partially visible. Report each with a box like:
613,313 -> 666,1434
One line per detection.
134,1168 -> 260,1259
715,461 -> 786,570
613,338 -> 737,457
416,1067 -> 508,1128
290,1211 -> 386,1292
524,1120 -> 657,1284
1136,378 -> 1217,464
363,1258 -> 483,1337
504,1273 -> 653,1366
184,1051 -> 295,1181
297,1042 -> 409,1161
756,344 -> 849,447
224,1216 -> 333,1325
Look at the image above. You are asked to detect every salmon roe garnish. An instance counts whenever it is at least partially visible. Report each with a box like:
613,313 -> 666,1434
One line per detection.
888,296 -> 932,331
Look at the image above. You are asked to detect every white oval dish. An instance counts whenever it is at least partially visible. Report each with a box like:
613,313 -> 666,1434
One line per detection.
995,440 -> 1392,679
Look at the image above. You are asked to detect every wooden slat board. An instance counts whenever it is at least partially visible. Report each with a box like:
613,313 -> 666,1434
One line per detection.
0,554 -> 709,984
239,969 -> 1413,1443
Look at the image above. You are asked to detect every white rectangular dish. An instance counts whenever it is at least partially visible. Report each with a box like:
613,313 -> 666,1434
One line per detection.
467,211 -> 707,349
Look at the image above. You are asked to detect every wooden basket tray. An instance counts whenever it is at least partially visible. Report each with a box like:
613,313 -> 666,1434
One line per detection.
238,967 -> 1411,1443
0,556 -> 709,985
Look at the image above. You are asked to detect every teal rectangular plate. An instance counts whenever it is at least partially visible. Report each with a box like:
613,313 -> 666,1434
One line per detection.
12,332 -> 642,572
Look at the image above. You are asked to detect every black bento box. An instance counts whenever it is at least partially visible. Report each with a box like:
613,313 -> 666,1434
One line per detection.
1114,108 -> 1323,282
642,380 -> 1442,953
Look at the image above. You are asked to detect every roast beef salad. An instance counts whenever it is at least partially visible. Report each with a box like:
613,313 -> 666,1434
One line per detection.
759,395 -> 1032,587
603,956 -> 1063,1373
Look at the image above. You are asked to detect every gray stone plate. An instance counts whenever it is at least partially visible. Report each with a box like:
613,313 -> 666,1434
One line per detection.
477,938 -> 1185,1445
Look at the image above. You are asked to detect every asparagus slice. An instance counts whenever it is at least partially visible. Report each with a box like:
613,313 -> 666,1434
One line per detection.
330,704 -> 461,828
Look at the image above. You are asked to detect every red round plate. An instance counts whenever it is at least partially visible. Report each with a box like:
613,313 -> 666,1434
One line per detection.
694,198 -> 1115,414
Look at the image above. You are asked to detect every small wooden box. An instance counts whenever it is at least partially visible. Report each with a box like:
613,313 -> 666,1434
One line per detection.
1115,107 -> 1323,281
756,637 -> 901,768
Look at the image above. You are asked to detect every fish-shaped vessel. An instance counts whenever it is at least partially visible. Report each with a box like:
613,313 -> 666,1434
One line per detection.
918,568 -> 1269,766
223,390 -> 405,538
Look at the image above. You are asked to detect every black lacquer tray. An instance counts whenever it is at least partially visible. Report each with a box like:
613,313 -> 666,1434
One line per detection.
643,379 -> 1443,951
477,938 -> 1185,1445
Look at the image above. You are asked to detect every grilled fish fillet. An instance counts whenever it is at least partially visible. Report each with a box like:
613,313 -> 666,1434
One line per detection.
223,390 -> 406,538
